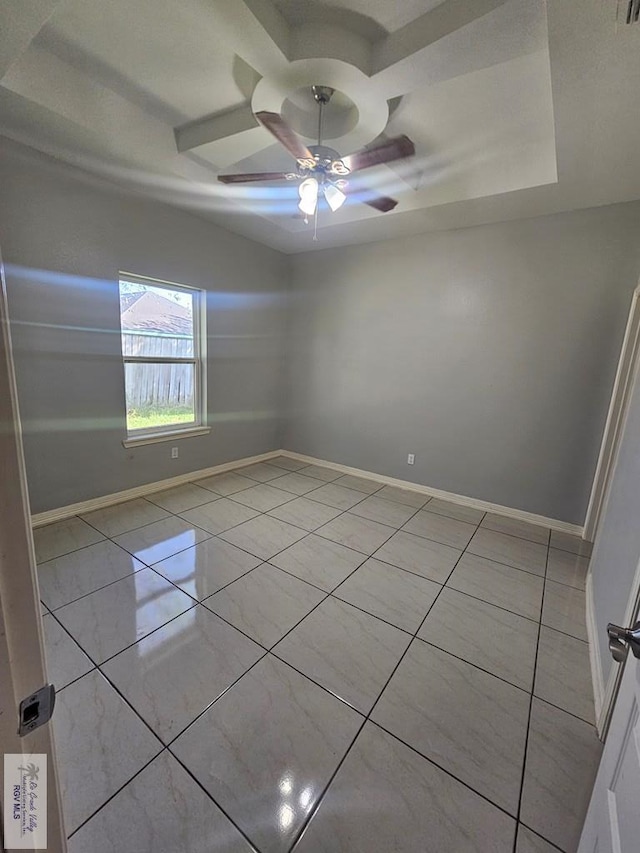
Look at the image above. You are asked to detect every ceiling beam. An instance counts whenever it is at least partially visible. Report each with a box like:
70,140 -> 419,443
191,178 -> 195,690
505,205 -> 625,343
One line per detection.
372,0 -> 511,93
211,0 -> 290,77
0,0 -> 62,79
175,104 -> 258,153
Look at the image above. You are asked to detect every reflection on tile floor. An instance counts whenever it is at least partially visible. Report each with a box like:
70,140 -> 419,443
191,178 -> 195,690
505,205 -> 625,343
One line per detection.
37,456 -> 601,852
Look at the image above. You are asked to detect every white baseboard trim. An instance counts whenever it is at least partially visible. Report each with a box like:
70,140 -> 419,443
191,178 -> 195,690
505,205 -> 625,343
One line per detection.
586,569 -> 605,730
31,450 -> 281,527
32,446 -> 585,537
279,451 -> 584,536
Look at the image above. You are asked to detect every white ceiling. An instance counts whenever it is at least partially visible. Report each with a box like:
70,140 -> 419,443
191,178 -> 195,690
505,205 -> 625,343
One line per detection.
1,0 -> 639,253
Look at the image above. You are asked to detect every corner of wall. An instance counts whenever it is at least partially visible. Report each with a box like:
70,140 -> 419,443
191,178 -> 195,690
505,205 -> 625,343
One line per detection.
277,253 -> 295,450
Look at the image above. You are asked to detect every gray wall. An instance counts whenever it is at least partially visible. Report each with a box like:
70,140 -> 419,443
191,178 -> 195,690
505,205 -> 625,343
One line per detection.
4,135 -> 640,525
285,204 -> 640,524
0,139 -> 288,513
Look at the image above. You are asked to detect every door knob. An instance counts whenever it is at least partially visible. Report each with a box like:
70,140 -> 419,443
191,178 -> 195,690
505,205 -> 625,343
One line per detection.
607,621 -> 640,663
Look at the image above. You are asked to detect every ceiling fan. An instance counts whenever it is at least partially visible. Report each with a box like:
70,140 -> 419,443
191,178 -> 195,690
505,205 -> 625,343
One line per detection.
218,85 -> 415,220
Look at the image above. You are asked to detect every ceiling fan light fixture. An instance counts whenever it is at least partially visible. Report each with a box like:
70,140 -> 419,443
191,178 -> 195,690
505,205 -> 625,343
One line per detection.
324,183 -> 346,212
298,177 -> 319,216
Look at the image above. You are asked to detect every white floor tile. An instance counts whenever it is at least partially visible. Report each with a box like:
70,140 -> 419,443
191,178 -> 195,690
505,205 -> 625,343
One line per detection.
102,606 -> 263,742
205,563 -> 324,647
114,516 -> 211,564
53,671 -> 161,834
55,568 -> 195,662
171,655 -> 361,853
151,537 -> 260,599
34,517 -> 104,563
274,597 -> 410,713
334,558 -> 440,633
81,498 -> 170,537
372,641 -> 529,815
295,723 -> 516,853
42,614 -> 93,689
38,540 -> 145,610
67,752 -> 253,853
270,534 -> 366,591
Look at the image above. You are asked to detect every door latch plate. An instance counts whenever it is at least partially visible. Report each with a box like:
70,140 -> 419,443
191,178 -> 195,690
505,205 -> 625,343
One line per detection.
18,684 -> 56,737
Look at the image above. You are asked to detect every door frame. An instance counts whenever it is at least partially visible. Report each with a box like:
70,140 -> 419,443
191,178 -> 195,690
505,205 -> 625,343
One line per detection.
584,284 -> 640,542
0,251 -> 67,851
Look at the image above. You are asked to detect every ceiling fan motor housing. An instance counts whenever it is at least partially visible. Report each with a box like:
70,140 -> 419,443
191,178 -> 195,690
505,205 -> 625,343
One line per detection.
299,145 -> 350,181
312,85 -> 334,105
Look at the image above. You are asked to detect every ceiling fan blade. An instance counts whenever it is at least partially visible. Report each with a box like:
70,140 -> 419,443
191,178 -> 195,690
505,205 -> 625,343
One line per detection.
255,111 -> 314,162
363,195 -> 399,213
345,184 -> 398,212
218,171 -> 293,184
344,135 -> 415,173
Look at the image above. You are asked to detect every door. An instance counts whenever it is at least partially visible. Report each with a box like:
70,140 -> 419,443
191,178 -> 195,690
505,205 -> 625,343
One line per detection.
587,342 -> 640,731
578,612 -> 640,853
0,252 -> 67,850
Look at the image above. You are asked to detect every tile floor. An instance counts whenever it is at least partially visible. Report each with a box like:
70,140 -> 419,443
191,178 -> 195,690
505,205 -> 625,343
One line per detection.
34,457 -> 602,853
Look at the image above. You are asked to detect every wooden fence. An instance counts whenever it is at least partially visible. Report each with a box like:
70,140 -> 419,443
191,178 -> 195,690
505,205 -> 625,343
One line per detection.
123,332 -> 194,409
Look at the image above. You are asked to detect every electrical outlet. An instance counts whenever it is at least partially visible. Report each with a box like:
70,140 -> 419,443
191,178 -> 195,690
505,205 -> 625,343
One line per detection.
171,447 -> 179,459
407,453 -> 415,465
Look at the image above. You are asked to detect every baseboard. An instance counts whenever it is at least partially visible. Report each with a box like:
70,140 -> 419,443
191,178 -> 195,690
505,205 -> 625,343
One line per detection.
31,450 -> 281,527
586,570 -> 605,731
32,446 -> 585,538
278,450 -> 584,536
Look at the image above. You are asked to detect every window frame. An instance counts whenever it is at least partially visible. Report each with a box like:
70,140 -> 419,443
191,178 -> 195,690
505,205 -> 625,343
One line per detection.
118,272 -> 209,447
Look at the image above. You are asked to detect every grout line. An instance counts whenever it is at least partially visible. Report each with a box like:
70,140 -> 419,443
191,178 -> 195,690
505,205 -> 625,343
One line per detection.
162,646 -> 271,748
516,822 -> 569,853
327,591 -> 415,636
264,556 -> 369,596
50,482 -> 386,665
528,693 -> 597,728
41,463 -> 592,852
54,599 -> 200,671
55,476 -> 407,847
477,520 -> 551,547
266,650 -> 368,719
367,718 -> 519,822
412,634 -> 533,696
45,617 -> 171,836
35,534 -> 108,566
66,750 -> 164,840
144,493 -> 227,513
43,562 -> 149,613
167,754 -> 262,852
439,583 -> 542,624
540,621 -> 590,645
140,486 -> 398,749
287,526 -> 473,852
77,507 -> 175,541
54,603 -> 269,847
140,566 -> 275,653
463,546 -> 549,580
511,538 -> 549,853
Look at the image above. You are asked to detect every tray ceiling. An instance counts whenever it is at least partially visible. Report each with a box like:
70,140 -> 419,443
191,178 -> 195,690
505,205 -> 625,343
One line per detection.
1,0 -> 639,253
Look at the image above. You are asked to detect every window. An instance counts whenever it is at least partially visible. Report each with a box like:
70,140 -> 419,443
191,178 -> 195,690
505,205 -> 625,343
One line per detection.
119,273 -> 207,444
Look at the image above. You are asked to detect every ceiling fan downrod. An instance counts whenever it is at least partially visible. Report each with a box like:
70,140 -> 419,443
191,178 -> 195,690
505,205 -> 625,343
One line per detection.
312,85 -> 334,148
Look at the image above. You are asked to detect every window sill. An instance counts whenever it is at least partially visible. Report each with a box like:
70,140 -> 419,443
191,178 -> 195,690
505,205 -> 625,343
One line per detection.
122,426 -> 211,448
